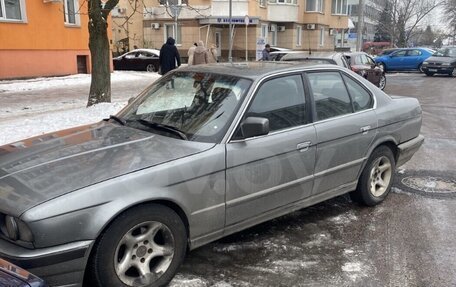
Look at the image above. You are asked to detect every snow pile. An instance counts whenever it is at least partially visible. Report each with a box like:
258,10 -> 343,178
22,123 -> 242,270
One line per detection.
0,103 -> 125,146
0,71 -> 160,92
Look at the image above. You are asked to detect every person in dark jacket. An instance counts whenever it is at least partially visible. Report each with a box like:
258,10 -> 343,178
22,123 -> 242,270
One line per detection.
159,37 -> 181,75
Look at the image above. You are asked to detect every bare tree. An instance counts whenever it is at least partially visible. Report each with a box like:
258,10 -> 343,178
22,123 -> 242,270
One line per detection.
87,0 -> 119,107
380,0 -> 444,47
443,0 -> 456,44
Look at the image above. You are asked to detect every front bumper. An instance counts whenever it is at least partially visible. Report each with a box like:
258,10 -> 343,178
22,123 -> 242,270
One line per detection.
396,134 -> 424,167
422,65 -> 455,74
0,239 -> 93,287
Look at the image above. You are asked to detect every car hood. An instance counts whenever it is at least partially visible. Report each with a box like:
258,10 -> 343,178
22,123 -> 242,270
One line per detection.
425,56 -> 456,64
0,121 -> 215,217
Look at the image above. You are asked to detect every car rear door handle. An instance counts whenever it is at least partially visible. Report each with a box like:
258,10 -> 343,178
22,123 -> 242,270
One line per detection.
360,126 -> 371,134
297,141 -> 311,152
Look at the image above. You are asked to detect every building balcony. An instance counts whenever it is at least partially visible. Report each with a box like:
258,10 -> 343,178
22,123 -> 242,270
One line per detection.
267,4 -> 298,22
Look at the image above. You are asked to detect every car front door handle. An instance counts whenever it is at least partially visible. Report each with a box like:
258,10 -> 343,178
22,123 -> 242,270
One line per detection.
297,141 -> 311,152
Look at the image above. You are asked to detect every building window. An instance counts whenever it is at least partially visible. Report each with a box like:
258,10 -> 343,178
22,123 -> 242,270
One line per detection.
306,0 -> 324,12
332,0 -> 347,15
164,23 -> 181,45
319,27 -> 324,46
296,25 -> 302,46
276,0 -> 297,4
64,0 -> 80,25
270,24 -> 277,46
0,0 -> 26,21
259,0 -> 266,6
261,24 -> 268,40
159,0 -> 188,5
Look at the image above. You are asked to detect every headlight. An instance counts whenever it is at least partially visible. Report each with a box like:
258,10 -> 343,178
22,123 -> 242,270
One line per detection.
422,61 -> 429,65
442,63 -> 451,66
0,214 -> 33,242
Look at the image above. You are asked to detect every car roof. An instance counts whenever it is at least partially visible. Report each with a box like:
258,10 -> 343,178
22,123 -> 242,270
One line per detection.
128,48 -> 160,54
177,62 -> 341,79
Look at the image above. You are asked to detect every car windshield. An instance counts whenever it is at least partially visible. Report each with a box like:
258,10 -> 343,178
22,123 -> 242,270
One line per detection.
118,71 -> 252,143
433,47 -> 456,58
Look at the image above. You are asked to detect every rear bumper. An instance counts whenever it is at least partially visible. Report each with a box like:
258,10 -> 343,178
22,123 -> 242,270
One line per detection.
396,134 -> 424,167
0,239 -> 93,287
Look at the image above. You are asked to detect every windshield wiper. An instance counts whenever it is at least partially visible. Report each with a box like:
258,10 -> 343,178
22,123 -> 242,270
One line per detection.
108,115 -> 126,125
136,119 -> 188,140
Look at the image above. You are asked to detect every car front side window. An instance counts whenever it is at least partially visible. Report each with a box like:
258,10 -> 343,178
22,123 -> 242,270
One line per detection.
244,75 -> 307,133
307,71 -> 352,121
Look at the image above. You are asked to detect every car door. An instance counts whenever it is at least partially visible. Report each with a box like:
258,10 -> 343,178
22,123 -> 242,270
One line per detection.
388,50 -> 407,70
405,49 -> 423,69
225,74 -> 316,226
305,71 -> 377,196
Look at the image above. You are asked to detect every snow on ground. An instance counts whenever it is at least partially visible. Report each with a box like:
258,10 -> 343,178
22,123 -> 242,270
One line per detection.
0,71 -> 160,92
0,102 -> 125,145
0,72 -> 160,146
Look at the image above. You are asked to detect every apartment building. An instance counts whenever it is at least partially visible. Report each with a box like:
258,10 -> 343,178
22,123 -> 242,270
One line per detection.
0,0 -> 90,79
112,0 -> 349,61
347,0 -> 387,42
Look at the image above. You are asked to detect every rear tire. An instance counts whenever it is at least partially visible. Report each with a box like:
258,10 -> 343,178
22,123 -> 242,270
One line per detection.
147,64 -> 157,72
350,146 -> 396,206
87,204 -> 187,287
418,64 -> 424,73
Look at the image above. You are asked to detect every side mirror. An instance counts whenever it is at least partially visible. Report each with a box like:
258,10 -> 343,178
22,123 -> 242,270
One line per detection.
241,117 -> 269,138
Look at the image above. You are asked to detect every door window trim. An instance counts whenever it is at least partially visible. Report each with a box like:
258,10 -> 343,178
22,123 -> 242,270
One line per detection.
228,72 -> 310,143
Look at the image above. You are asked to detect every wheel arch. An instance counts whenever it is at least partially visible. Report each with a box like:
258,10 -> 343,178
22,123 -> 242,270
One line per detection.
83,199 -> 191,284
358,138 -> 398,179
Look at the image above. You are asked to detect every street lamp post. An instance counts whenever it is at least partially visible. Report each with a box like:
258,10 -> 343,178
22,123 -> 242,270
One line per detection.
245,15 -> 249,61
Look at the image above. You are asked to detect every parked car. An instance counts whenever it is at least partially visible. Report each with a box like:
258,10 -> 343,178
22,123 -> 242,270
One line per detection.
0,62 -> 424,287
280,51 -> 351,68
374,47 -> 435,72
377,48 -> 400,57
0,258 -> 47,287
344,52 -> 387,90
280,51 -> 386,90
421,46 -> 456,77
269,50 -> 291,61
113,48 -> 160,72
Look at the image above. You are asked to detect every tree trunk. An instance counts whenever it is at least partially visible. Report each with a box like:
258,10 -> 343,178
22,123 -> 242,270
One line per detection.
87,0 -> 118,107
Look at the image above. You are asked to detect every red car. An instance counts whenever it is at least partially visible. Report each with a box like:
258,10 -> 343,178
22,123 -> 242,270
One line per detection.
344,52 -> 386,90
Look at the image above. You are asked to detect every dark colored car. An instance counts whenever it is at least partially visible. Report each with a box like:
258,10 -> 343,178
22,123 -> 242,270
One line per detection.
0,62 -> 423,287
374,48 -> 434,72
345,52 -> 386,90
280,51 -> 351,68
0,258 -> 47,287
421,46 -> 456,77
113,49 -> 160,72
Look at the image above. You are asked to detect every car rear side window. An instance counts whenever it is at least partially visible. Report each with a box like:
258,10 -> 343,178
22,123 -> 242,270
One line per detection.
342,74 -> 373,112
307,72 -> 352,121
246,75 -> 307,132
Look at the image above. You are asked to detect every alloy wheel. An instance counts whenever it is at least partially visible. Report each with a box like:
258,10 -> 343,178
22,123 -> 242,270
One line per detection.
147,64 -> 156,72
369,156 -> 393,197
378,75 -> 386,90
114,221 -> 175,286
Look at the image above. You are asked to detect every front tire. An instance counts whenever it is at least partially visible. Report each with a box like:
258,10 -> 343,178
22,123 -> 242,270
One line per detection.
350,146 -> 396,206
378,74 -> 386,90
88,204 -> 187,287
451,68 -> 456,77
